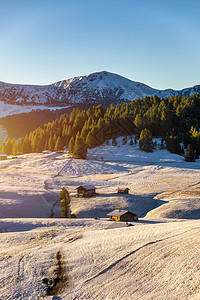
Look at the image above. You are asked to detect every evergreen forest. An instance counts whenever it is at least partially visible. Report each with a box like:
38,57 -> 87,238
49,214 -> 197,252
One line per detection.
1,93 -> 200,159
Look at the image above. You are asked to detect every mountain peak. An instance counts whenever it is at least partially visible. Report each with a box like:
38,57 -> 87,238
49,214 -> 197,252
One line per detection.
0,71 -> 200,109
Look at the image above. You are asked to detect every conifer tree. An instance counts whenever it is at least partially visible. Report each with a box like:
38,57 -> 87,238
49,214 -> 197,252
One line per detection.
86,131 -> 97,149
139,129 -> 154,152
0,142 -> 5,154
73,132 -> 87,159
17,139 -> 23,154
166,136 -> 181,155
55,136 -> 64,151
68,136 -> 75,153
160,138 -> 164,149
122,136 -> 127,145
44,139 -> 49,151
134,136 -> 137,144
80,122 -> 90,141
35,139 -> 44,153
22,136 -> 32,154
12,140 -> 17,155
5,138 -> 13,155
59,187 -> 71,218
134,114 -> 144,132
185,144 -> 195,162
112,137 -> 117,146
48,135 -> 55,151
69,108 -> 77,125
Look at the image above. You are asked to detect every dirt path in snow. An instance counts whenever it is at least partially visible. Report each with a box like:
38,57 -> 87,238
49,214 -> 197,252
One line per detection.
43,159 -> 73,217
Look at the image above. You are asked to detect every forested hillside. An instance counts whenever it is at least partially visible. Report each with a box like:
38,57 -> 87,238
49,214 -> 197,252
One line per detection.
1,93 -> 200,159
0,108 -> 70,139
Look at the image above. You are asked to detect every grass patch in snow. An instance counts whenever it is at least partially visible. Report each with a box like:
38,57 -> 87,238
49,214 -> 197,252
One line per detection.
42,250 -> 68,296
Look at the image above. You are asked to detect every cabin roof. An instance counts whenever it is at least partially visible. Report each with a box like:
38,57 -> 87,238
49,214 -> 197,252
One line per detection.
117,187 -> 130,190
107,209 -> 137,217
76,185 -> 96,190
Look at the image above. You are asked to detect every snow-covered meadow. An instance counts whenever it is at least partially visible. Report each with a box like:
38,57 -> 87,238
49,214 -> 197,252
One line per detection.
0,139 -> 200,299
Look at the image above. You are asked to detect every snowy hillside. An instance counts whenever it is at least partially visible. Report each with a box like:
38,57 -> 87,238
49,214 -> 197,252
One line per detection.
1,139 -> 200,299
0,71 -> 200,116
1,218 -> 200,299
0,137 -> 200,220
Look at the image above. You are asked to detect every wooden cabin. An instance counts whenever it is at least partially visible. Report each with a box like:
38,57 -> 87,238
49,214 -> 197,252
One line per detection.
76,185 -> 96,197
0,154 -> 7,160
117,187 -> 130,194
107,209 -> 138,222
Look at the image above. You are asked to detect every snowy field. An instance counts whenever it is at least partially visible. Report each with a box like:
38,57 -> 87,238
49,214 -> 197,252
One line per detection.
0,138 -> 200,299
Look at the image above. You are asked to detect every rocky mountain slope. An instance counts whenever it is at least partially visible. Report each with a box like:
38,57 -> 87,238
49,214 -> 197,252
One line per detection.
0,71 -> 200,108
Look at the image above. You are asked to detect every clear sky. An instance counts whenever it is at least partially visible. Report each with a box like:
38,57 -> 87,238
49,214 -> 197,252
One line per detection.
0,0 -> 200,90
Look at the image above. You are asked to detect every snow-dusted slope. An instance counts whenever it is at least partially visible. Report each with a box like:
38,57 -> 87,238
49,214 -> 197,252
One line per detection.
0,71 -> 200,109
0,139 -> 200,299
0,218 -> 200,299
0,137 -> 200,220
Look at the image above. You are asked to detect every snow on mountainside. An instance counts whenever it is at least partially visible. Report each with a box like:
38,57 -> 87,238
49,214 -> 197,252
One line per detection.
0,71 -> 200,110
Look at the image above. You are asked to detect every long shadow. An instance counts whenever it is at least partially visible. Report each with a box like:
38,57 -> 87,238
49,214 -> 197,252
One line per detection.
167,208 -> 200,220
75,192 -> 167,219
137,219 -> 167,224
89,150 -> 200,171
0,190 -> 55,219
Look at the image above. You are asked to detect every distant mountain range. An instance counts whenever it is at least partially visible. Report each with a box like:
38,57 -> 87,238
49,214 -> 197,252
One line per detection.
0,71 -> 200,109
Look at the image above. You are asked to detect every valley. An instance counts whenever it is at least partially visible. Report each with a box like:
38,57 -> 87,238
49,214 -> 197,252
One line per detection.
0,139 -> 200,299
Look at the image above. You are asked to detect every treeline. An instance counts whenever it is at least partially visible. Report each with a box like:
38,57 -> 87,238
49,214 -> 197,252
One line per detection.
1,93 -> 200,158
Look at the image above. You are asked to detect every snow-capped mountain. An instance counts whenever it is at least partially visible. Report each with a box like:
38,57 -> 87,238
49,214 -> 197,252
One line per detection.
0,71 -> 200,109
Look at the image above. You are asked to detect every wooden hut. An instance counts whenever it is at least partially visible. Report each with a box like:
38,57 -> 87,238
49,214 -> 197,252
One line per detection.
117,187 -> 130,194
0,154 -> 7,160
107,209 -> 138,222
76,185 -> 96,197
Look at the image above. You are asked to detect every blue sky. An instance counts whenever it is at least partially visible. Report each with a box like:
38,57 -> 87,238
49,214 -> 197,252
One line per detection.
0,0 -> 200,89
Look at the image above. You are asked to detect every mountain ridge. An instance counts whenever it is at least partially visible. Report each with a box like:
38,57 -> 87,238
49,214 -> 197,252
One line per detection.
0,71 -> 200,108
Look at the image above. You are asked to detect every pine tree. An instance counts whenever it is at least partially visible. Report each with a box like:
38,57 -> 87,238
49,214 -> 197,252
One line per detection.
0,142 -> 5,154
48,135 -> 55,151
68,136 -> 75,153
35,139 -> 44,153
185,144 -> 195,162
134,136 -> 137,144
112,137 -> 117,146
139,129 -> 154,152
122,136 -> 127,145
44,139 -> 49,151
12,140 -> 17,155
73,132 -> 87,159
22,136 -> 32,154
166,136 -> 181,155
86,131 -> 97,149
134,114 -> 144,132
80,122 -> 90,142
55,136 -> 64,151
160,138 -> 164,149
17,139 -> 23,154
59,187 -> 71,218
5,138 -> 13,155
